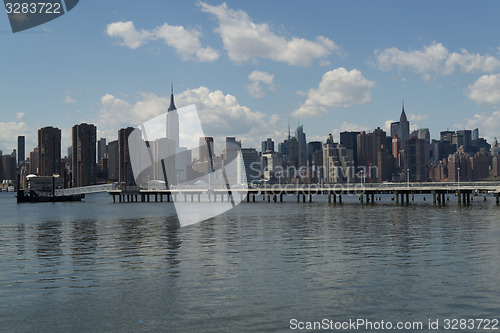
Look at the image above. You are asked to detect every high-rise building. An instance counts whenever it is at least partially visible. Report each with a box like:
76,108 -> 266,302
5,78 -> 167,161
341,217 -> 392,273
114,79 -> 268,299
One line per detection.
240,148 -> 260,183
398,103 -> 410,147
440,130 -> 455,143
29,148 -> 38,174
493,156 -> 500,177
307,141 -> 322,166
453,130 -> 472,152
390,121 -> 400,140
356,131 -> 372,171
97,138 -> 107,163
340,131 -> 360,167
288,137 -> 299,169
199,137 -> 214,163
72,123 -> 97,187
0,153 -> 16,181
472,128 -> 479,141
38,126 -> 61,176
17,136 -> 25,164
417,128 -> 430,143
107,140 -> 119,181
403,137 -> 427,182
261,138 -> 275,153
118,127 -> 136,186
448,151 -> 472,182
323,142 -> 354,183
224,137 -> 241,163
471,152 -> 489,180
295,125 -> 307,168
392,135 -> 401,167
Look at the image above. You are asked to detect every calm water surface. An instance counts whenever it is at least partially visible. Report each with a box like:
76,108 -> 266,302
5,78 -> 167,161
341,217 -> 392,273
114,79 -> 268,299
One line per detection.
1,192 -> 499,332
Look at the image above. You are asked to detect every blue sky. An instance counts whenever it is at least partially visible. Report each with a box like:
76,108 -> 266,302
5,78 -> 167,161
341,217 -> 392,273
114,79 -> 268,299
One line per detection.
2,1 -> 500,155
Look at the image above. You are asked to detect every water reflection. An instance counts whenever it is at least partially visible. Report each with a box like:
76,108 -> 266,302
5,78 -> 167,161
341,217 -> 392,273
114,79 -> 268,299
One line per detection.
36,221 -> 63,265
71,220 -> 98,266
16,223 -> 26,255
162,216 -> 182,277
2,196 -> 500,331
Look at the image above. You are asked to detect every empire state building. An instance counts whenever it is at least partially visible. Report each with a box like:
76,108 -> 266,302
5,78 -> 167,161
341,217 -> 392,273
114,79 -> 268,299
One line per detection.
167,84 -> 179,149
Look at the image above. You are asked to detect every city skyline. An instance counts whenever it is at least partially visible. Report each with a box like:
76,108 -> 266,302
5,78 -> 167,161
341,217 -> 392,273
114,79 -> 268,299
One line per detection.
2,1 -> 500,154
0,106 -> 496,159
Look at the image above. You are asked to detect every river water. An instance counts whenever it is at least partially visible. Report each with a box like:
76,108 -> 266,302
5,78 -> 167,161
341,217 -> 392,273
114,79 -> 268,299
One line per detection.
1,192 -> 499,332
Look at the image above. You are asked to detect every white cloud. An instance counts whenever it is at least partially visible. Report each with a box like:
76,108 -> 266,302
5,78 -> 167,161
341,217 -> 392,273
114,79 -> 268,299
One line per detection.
105,21 -> 219,62
408,113 -> 428,121
466,74 -> 500,106
246,70 -> 275,98
198,1 -> 338,66
16,112 -> 24,120
0,122 -> 29,152
64,95 -> 77,104
463,111 -> 500,143
105,21 -> 151,50
292,68 -> 375,118
383,119 -> 396,133
375,42 -> 500,76
96,87 -> 282,150
329,121 -> 371,142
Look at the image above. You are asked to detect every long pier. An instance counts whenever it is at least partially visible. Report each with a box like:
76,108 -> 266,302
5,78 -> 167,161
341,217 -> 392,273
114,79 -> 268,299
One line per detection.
108,182 -> 500,205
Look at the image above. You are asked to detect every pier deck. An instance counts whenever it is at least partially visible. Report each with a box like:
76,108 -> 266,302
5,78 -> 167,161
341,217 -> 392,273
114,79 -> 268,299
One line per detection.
107,183 -> 500,205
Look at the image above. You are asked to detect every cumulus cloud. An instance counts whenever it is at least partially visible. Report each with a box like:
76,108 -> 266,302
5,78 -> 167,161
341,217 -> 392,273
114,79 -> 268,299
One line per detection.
383,119 -> 396,133
375,42 -> 500,76
105,21 -> 219,62
0,122 -> 29,152
246,70 -> 275,98
16,112 -> 24,120
292,68 -> 375,118
198,1 -> 338,66
105,21 -> 151,49
466,74 -> 500,106
96,86 -> 282,150
463,111 -> 500,143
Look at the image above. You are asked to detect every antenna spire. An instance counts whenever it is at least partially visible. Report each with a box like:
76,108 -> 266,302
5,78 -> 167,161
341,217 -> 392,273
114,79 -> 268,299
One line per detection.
168,81 -> 176,111
288,118 -> 291,141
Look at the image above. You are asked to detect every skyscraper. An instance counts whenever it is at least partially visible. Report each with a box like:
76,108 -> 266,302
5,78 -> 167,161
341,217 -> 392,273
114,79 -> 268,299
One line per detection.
72,123 -> 97,187
97,138 -> 107,163
472,128 -> 479,141
340,131 -> 360,167
38,126 -> 61,176
167,84 -> 179,149
199,137 -> 214,163
29,148 -> 39,174
107,140 -> 119,181
261,138 -> 275,153
118,127 -> 136,186
224,137 -> 241,163
295,125 -> 307,168
398,103 -> 410,147
17,136 -> 25,164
